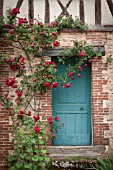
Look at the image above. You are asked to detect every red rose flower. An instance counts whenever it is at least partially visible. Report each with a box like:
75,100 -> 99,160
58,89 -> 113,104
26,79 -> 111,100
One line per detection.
11,24 -> 15,29
53,41 -> 59,47
30,22 -> 34,26
73,40 -> 77,44
17,100 -> 21,105
28,110 -> 32,116
34,126 -> 40,134
22,146 -> 26,150
12,84 -> 17,88
77,74 -> 81,77
44,82 -> 50,87
66,83 -> 72,88
47,117 -> 52,124
63,84 -> 67,88
52,32 -> 57,36
38,22 -> 43,27
88,59 -> 92,63
78,66 -> 83,71
22,46 -> 25,50
18,18 -> 27,26
10,8 -> 20,15
52,134 -> 56,138
68,72 -> 73,77
15,90 -> 23,98
33,115 -> 40,122
9,30 -> 14,35
52,82 -> 58,88
53,22 -> 58,27
71,76 -> 75,80
20,110 -> 25,114
84,63 -> 88,67
6,77 -> 16,87
61,123 -> 64,127
30,43 -> 34,48
79,44 -> 83,47
55,116 -> 59,121
80,51 -> 86,57
3,23 -> 8,27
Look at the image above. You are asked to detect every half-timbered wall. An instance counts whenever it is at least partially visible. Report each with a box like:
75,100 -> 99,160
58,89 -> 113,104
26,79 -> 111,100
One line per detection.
3,0 -> 113,26
0,1 -> 113,170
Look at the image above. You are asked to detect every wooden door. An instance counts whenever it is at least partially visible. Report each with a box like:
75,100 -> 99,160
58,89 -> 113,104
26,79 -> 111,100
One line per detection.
52,57 -> 91,146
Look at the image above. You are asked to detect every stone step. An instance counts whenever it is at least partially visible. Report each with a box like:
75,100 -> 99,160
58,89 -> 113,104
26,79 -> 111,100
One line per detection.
47,145 -> 105,159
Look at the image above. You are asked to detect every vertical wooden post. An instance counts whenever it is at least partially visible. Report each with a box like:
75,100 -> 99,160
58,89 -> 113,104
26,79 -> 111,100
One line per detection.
0,0 -> 3,17
95,0 -> 101,25
45,0 -> 50,23
28,0 -> 34,23
79,0 -> 84,22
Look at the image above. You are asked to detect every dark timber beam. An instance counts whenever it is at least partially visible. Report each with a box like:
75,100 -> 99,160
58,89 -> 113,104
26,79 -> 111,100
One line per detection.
12,0 -> 24,19
16,0 -> 24,9
45,0 -> 50,23
95,0 -> 101,25
38,46 -> 105,57
28,0 -> 34,22
57,0 -> 72,16
0,0 -> 3,17
106,0 -> 113,16
80,0 -> 84,22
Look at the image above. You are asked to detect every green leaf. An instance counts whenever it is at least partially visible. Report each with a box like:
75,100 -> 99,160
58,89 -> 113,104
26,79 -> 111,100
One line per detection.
44,157 -> 51,163
18,143 -> 22,148
9,166 -> 17,170
8,155 -> 18,162
37,162 -> 43,167
32,156 -> 39,162
38,139 -> 44,145
20,153 -> 27,159
24,163 -> 32,169
15,162 -> 23,168
41,149 -> 47,154
31,139 -> 36,144
27,148 -> 33,153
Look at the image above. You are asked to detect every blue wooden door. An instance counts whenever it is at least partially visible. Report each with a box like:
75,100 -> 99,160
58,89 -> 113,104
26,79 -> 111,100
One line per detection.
52,58 -> 91,146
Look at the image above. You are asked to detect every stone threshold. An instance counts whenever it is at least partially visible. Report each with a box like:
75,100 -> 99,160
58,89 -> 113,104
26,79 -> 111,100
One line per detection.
47,145 -> 105,159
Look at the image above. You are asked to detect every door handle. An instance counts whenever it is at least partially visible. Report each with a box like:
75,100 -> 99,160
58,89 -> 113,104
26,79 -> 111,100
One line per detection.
80,107 -> 83,110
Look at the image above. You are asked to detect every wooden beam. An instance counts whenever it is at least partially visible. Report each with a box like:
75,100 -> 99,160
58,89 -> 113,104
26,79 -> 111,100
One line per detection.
106,0 -> 113,16
66,0 -> 73,8
45,0 -> 50,23
57,0 -> 70,16
12,0 -> 24,19
16,0 -> 24,9
28,0 -> 34,22
0,0 -> 3,17
38,46 -> 105,57
79,0 -> 84,22
95,0 -> 101,25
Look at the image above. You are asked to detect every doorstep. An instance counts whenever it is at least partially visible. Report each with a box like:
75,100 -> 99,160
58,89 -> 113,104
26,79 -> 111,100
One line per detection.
47,145 -> 105,159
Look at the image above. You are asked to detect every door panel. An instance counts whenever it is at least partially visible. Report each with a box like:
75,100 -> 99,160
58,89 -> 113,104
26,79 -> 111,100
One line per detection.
52,57 -> 91,146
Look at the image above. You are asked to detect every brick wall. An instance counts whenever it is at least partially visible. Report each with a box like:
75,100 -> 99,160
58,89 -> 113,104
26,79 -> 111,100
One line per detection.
0,14 -> 113,170
58,31 -> 113,150
0,1 -> 14,168
0,41 -> 13,169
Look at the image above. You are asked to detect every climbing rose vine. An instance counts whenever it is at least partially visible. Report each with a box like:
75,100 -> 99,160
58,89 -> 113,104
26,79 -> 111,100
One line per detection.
0,8 -> 102,170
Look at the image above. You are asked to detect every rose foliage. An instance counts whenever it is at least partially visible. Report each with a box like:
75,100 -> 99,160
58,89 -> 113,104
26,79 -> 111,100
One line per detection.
0,9 -> 102,170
